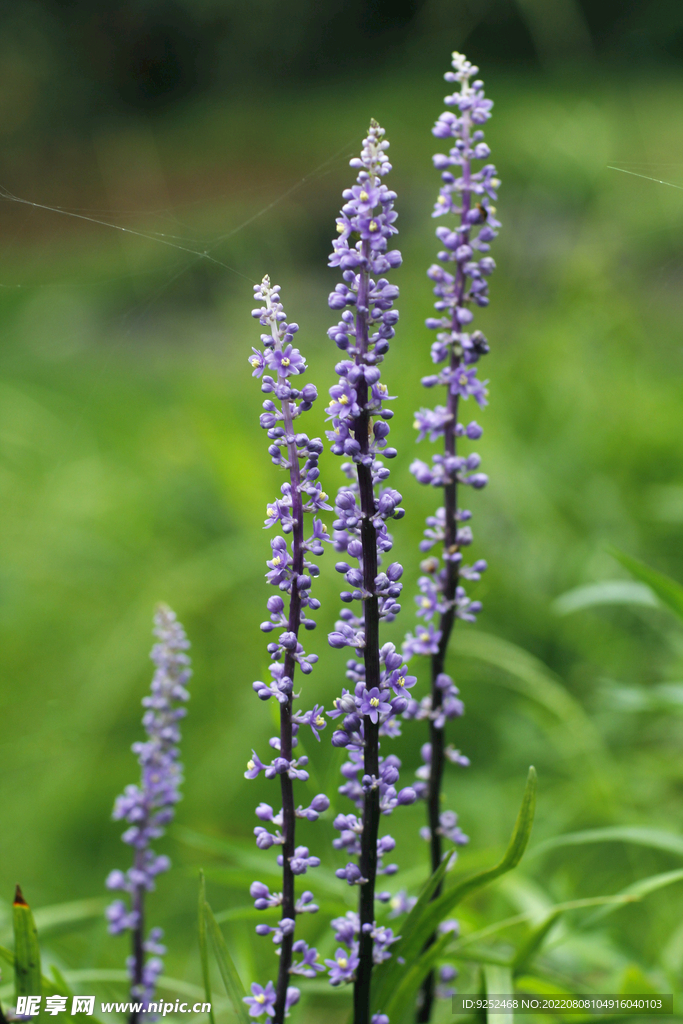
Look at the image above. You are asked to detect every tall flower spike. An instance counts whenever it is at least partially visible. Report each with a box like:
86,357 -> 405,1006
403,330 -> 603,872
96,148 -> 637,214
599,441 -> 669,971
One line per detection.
105,605 -> 191,1023
404,52 -> 499,1023
325,121 -> 416,1024
245,279 -> 329,1023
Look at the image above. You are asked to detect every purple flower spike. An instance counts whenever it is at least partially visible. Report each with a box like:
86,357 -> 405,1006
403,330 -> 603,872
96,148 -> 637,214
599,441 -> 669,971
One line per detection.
324,121 -> 417,1019
105,605 -> 191,1015
247,277 -> 329,1022
404,50 -> 499,1018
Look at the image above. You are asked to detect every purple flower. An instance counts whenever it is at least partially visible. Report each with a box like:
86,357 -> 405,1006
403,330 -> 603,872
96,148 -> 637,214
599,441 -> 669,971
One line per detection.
243,982 -> 277,1018
105,606 -> 191,1009
267,344 -> 307,378
290,941 -> 325,978
249,348 -> 266,377
449,366 -> 488,407
327,379 -> 360,420
325,948 -> 359,986
403,624 -> 442,657
359,687 -> 393,724
245,751 -> 267,780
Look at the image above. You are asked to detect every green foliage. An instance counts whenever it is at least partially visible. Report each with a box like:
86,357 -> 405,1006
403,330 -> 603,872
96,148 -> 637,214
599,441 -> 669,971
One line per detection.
371,769 -> 536,1020
13,887 -> 41,1002
198,874 -> 217,1024
200,885 -> 250,1024
609,549 -> 683,621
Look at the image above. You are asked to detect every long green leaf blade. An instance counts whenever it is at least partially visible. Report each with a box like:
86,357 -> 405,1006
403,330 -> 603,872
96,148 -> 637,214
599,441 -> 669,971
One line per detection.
484,965 -> 514,1024
197,874 -> 216,1024
370,852 -> 456,1012
372,768 -> 536,1015
378,931 -> 454,1022
202,897 -> 250,1024
609,548 -> 683,620
423,767 -> 537,937
528,825 -> 683,860
511,911 -> 562,972
13,887 -> 41,1001
585,867 -> 683,925
552,581 -> 658,615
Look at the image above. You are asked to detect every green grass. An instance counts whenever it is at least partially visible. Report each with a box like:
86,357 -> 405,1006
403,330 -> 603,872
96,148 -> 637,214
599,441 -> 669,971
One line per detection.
1,66 -> 683,1020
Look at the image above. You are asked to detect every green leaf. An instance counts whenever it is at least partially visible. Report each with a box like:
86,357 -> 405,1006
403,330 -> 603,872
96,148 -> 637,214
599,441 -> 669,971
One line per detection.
0,947 -> 14,968
511,912 -> 562,972
197,874 -> 216,1024
585,867 -> 683,925
178,828 -> 352,905
451,896 -> 637,963
552,581 -> 658,616
13,887 -> 41,1001
609,548 -> 683,621
424,767 -> 538,935
370,852 -> 456,1014
484,965 -> 514,1024
202,897 -> 250,1024
48,966 -> 71,998
371,768 -> 536,1017
378,931 -> 454,1023
528,825 -> 683,860
448,631 -> 605,764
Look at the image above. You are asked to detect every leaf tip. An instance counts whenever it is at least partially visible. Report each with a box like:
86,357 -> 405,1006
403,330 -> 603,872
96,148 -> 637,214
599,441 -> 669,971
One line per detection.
13,885 -> 28,907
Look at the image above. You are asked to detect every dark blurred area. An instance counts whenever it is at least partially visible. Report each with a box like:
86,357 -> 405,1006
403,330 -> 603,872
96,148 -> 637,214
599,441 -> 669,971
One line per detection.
1,0 -> 682,140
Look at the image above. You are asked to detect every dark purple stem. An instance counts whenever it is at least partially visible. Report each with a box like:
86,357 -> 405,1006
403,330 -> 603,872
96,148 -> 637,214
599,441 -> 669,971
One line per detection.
417,115 -> 472,1024
352,241 -> 382,1024
130,865 -> 145,1024
273,391 -> 304,1024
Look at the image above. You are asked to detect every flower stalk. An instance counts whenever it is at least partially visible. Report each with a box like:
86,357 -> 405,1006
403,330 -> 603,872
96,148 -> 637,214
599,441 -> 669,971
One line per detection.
105,605 -> 191,1024
324,120 -> 415,1024
245,280 -> 330,1022
404,53 -> 500,1022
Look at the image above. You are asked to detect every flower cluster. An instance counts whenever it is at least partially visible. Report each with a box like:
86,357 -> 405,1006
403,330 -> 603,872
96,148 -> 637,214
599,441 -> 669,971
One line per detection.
245,279 -> 330,1021
105,605 -> 191,1014
403,51 -> 499,1018
323,121 -> 416,1012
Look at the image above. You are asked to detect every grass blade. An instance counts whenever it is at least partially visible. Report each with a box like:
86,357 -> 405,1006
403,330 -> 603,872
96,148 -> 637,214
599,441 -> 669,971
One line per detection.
202,896 -> 250,1024
484,965 -> 514,1024
528,825 -> 683,860
511,912 -> 562,972
609,548 -> 683,621
370,852 -> 456,1013
424,767 -> 537,935
13,887 -> 41,1002
448,632 -> 605,766
552,581 -> 658,615
584,867 -> 683,925
197,874 -> 216,1024
372,768 -> 536,1016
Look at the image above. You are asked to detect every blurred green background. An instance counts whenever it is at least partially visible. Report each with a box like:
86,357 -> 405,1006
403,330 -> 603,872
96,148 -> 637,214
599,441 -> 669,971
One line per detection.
2,0 -> 683,1019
